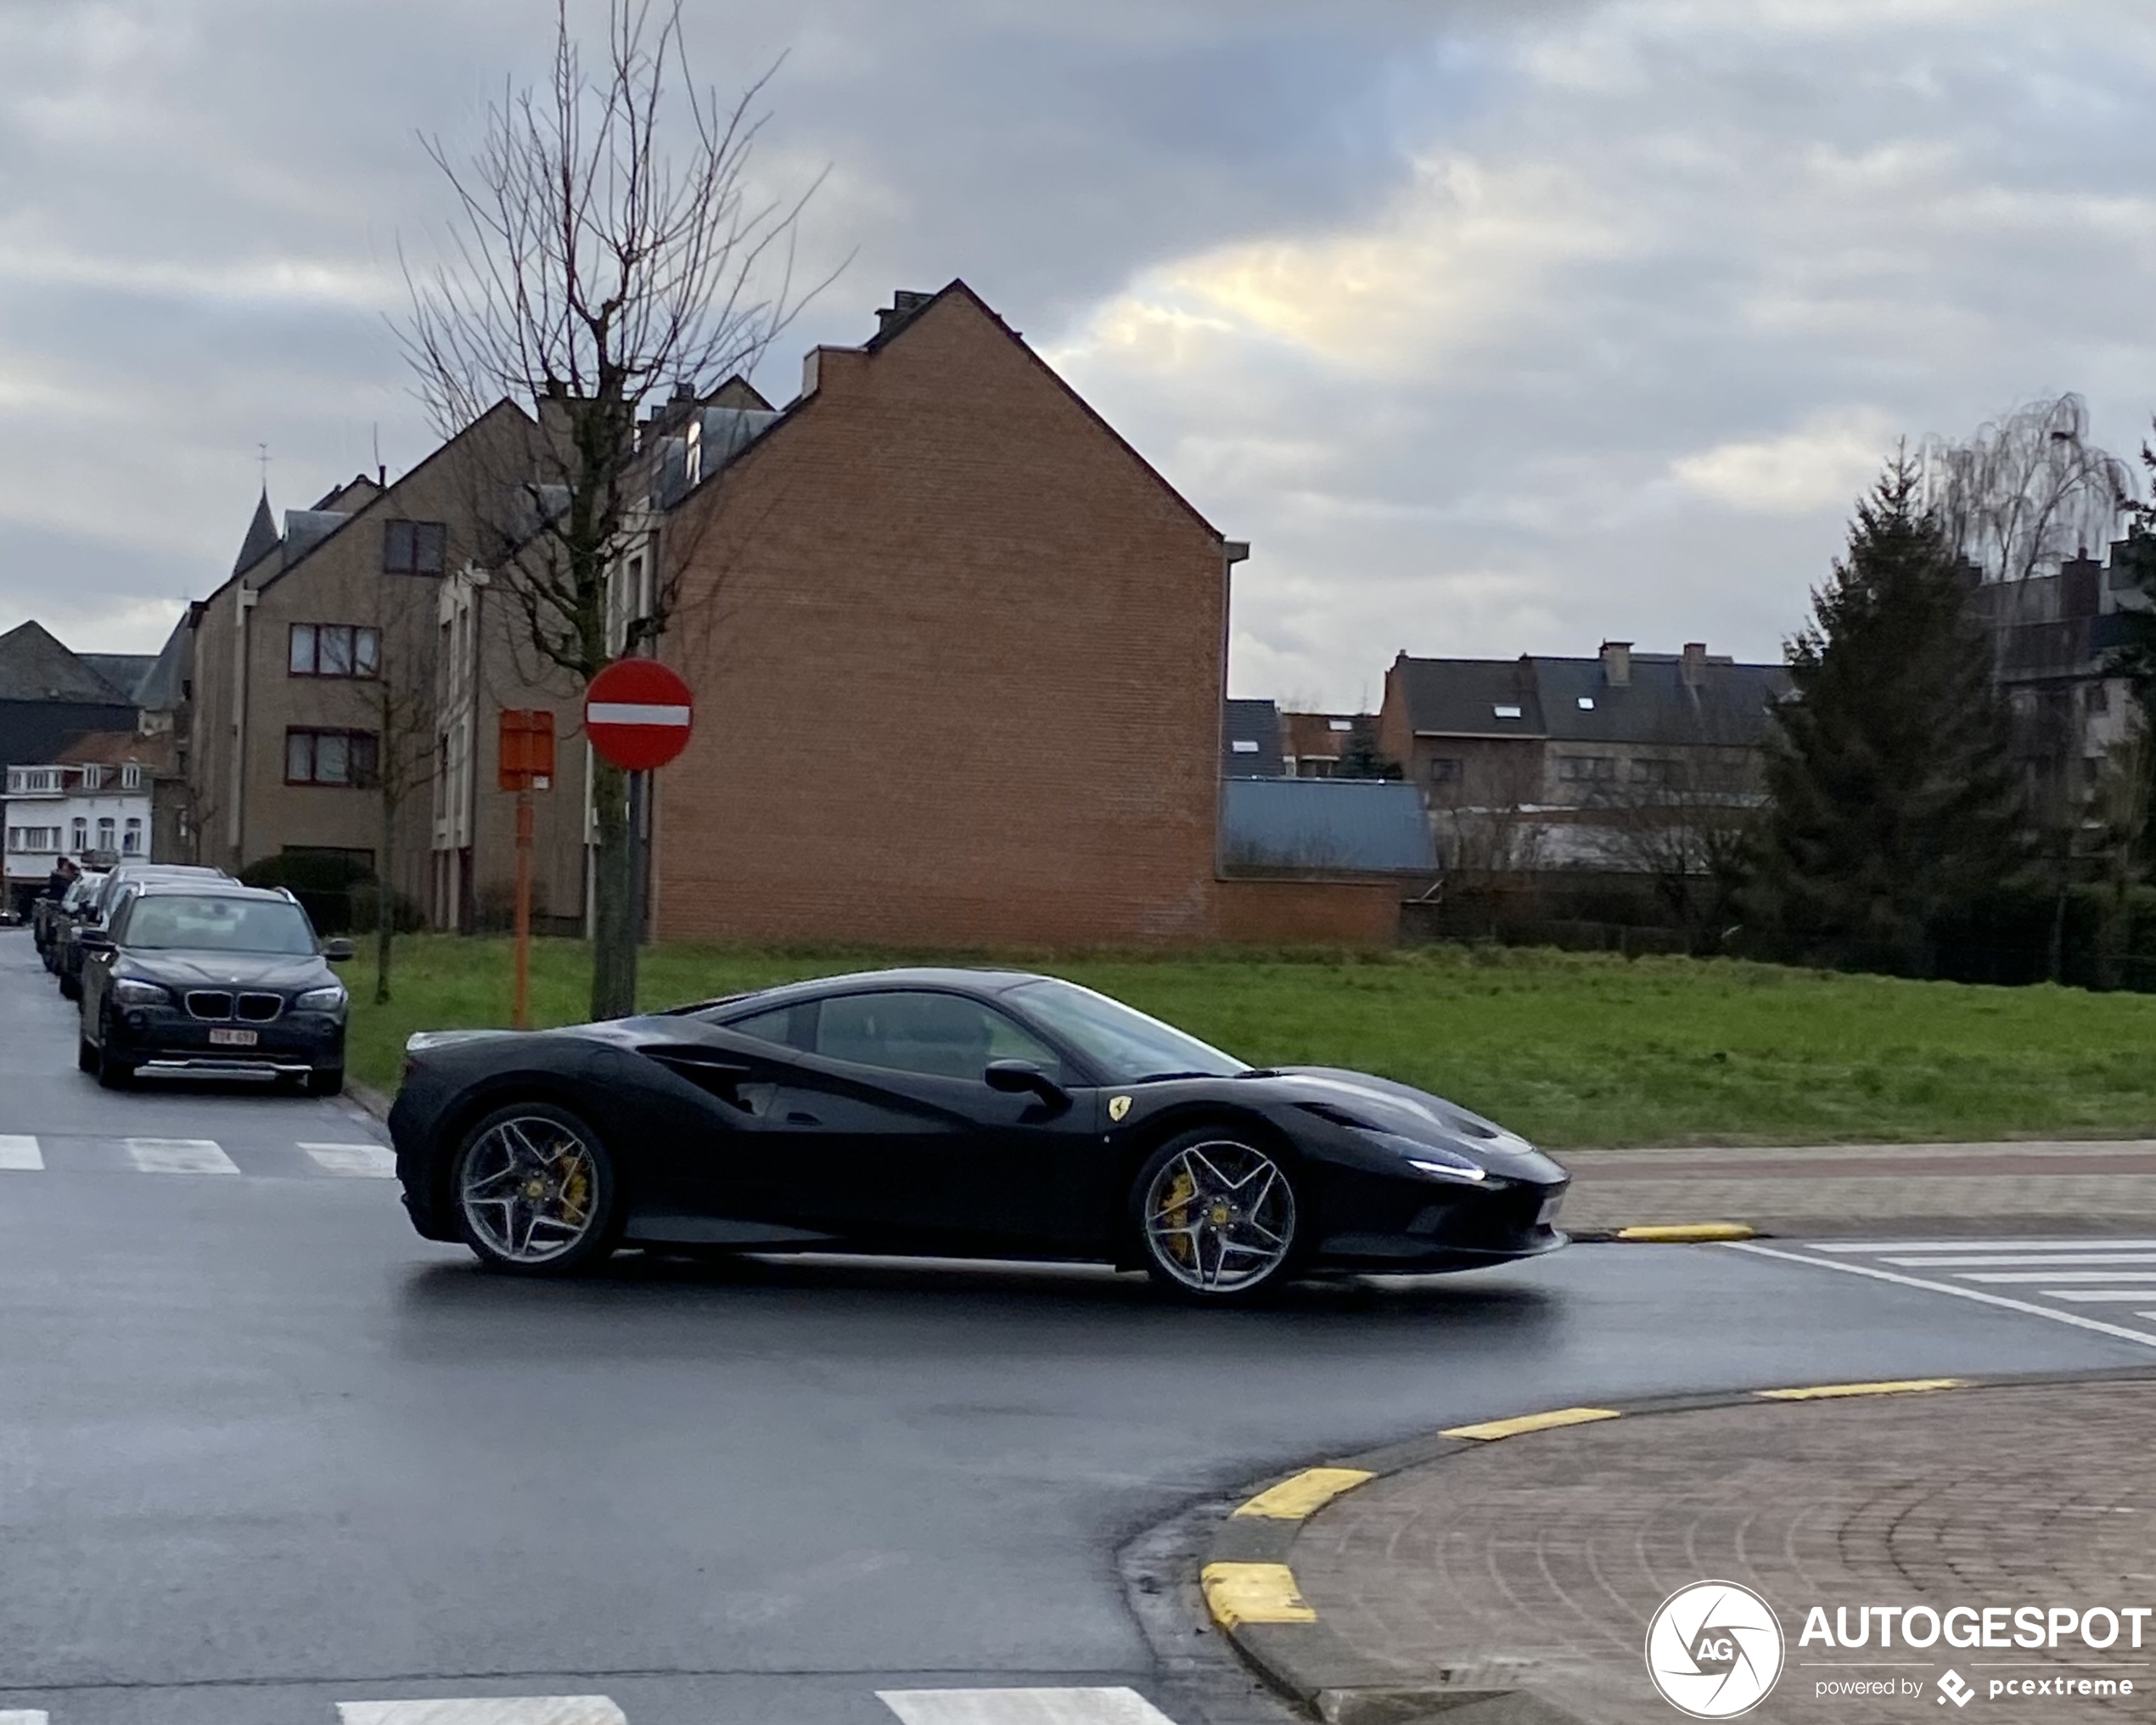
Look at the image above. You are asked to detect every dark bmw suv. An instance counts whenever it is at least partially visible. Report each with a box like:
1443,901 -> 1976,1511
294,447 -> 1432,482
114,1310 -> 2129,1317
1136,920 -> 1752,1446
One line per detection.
76,881 -> 355,1093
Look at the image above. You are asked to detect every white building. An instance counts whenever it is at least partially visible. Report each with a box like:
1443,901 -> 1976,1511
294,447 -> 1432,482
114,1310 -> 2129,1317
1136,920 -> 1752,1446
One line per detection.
3,752 -> 155,913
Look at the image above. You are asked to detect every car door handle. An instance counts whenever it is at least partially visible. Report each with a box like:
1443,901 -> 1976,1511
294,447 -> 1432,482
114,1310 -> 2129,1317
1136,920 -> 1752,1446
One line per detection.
784,1110 -> 821,1127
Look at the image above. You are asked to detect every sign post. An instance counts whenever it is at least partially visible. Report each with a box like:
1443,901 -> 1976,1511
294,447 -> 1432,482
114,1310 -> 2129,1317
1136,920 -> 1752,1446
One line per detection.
497,710 -> 556,1030
584,660 -> 694,964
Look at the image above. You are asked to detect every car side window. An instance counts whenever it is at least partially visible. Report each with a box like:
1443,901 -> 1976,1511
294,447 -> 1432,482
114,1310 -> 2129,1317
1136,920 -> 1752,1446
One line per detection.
721,1001 -> 817,1052
812,991 -> 1064,1084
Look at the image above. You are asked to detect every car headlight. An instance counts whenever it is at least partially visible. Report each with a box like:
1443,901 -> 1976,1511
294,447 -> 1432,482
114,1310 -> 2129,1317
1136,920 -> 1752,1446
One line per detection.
295,984 -> 348,1013
111,979 -> 171,1006
1357,1128 -> 1488,1184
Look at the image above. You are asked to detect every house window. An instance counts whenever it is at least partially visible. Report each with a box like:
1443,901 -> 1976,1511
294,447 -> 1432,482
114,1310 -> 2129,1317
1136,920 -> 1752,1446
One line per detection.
121,763 -> 143,789
4,829 -> 17,851
95,817 -> 115,852
70,818 -> 87,851
122,818 -> 143,855
1493,704 -> 1523,720
1328,718 -> 1353,733
1558,756 -> 1617,783
2090,682 -> 2111,715
285,728 -> 379,787
289,623 -> 380,677
1429,757 -> 1463,784
80,764 -> 101,791
383,520 -> 447,575
1230,739 -> 1260,755
1631,757 -> 1676,786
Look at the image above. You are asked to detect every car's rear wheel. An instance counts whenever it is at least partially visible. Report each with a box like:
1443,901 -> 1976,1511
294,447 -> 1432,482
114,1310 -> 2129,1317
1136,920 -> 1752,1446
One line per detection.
1131,1129 -> 1302,1300
451,1103 -> 619,1276
76,1031 -> 97,1074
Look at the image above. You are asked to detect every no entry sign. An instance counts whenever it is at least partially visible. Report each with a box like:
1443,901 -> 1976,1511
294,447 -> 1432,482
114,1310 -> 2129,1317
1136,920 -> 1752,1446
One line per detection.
584,658 -> 694,772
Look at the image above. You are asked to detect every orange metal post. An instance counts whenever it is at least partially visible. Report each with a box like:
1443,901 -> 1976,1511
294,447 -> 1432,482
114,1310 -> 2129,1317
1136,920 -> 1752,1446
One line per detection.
513,788 -> 534,1031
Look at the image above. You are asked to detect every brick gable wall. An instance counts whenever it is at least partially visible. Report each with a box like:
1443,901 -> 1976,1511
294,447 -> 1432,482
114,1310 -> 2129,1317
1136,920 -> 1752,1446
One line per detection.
652,289 -> 1229,947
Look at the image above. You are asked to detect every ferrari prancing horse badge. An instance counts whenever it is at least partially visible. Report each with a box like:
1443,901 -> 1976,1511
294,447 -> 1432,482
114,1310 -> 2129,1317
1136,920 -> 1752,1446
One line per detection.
1108,1095 -> 1132,1122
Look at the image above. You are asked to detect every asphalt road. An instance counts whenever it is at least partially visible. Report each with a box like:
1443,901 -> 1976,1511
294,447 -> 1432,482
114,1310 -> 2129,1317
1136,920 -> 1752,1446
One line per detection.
1,927 -> 2150,1725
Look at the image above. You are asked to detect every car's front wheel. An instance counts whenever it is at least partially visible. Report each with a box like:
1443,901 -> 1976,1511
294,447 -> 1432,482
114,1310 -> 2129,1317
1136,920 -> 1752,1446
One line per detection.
450,1103 -> 619,1276
1131,1128 -> 1303,1300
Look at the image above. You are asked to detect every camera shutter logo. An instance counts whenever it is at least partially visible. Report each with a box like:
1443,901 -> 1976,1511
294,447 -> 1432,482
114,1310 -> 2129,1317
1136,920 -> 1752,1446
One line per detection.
1644,1581 -> 1785,1717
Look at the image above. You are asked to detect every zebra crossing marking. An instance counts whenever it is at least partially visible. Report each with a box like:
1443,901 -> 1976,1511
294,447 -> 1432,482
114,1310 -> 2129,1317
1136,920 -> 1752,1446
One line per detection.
302,1142 -> 397,1177
0,1709 -> 49,1724
123,1137 -> 240,1175
879,1688 -> 1182,1725
0,1135 -> 42,1171
337,1700 -> 626,1724
1729,1237 -> 2156,1348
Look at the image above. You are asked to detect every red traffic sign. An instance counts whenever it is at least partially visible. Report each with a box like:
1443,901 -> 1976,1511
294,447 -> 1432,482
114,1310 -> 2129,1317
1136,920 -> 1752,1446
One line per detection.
585,659 -> 693,772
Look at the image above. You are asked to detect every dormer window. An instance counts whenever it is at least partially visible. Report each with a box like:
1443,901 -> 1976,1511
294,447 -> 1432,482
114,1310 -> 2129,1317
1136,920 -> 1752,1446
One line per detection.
121,763 -> 143,790
79,764 -> 101,791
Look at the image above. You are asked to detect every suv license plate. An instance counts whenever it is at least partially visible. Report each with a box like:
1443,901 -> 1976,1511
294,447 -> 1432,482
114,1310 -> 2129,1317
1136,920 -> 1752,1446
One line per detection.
209,1027 -> 258,1048
1536,1194 -> 1564,1226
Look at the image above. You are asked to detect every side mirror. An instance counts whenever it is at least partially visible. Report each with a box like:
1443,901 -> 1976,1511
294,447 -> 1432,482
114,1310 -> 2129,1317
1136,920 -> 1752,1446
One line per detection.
985,1058 -> 1070,1110
76,928 -> 113,952
322,938 -> 357,963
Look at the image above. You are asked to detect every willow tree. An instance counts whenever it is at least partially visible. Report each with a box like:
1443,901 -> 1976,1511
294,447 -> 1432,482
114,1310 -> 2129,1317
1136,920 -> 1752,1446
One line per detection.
401,0 -> 819,1017
1923,393 -> 2133,586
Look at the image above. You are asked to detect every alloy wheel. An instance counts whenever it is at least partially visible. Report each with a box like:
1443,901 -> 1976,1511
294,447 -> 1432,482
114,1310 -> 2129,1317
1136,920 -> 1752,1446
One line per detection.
458,1115 -> 603,1265
1142,1139 -> 1296,1293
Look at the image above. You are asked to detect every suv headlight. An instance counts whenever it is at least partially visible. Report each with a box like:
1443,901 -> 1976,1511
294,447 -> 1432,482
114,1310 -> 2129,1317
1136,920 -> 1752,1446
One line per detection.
295,984 -> 348,1013
111,979 -> 171,1006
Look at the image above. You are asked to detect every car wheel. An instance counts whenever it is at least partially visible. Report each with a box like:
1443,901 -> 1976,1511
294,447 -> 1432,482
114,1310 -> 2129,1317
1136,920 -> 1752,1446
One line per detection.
307,1068 -> 345,1098
76,1031 -> 97,1074
96,1040 -> 132,1090
450,1103 -> 620,1277
59,971 -> 79,1002
1131,1128 -> 1303,1301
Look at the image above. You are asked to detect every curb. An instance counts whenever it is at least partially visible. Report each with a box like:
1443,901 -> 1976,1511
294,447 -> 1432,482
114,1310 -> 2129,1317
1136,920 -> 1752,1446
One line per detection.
1565,1221 -> 1760,1244
1197,1364 -> 2156,1724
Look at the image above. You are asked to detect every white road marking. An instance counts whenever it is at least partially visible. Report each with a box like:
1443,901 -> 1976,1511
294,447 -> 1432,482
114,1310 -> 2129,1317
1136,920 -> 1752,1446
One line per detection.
1813,1238 -> 2156,1253
2043,1290 -> 2156,1303
0,1710 -> 50,1723
1723,1240 -> 2156,1349
338,1700 -> 627,1724
880,1691 -> 1182,1725
1962,1271 -> 2156,1284
122,1138 -> 239,1176
301,1142 -> 397,1177
1878,1251 -> 2156,1268
0,1135 -> 42,1170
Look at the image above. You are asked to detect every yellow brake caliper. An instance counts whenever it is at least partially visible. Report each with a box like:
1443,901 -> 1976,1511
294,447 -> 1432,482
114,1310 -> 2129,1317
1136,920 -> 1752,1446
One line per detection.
1163,1169 -> 1197,1267
557,1153 -> 592,1227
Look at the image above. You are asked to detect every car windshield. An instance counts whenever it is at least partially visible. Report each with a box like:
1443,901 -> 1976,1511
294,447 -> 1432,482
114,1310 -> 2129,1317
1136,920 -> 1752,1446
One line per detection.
122,895 -> 318,956
1004,978 -> 1246,1084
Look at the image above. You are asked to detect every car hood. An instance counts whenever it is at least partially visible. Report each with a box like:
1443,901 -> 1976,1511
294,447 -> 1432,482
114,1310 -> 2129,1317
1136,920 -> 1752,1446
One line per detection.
1252,1066 -> 1567,1181
116,950 -> 335,992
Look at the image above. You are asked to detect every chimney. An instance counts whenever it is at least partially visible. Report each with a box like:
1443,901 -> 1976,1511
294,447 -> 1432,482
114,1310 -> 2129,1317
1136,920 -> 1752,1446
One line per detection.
876,289 -> 935,339
1681,642 -> 1708,688
1600,641 -> 1631,688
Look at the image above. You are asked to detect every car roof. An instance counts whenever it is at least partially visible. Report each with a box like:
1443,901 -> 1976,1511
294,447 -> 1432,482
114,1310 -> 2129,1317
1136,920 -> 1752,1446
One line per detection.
127,880 -> 299,906
696,966 -> 1053,1016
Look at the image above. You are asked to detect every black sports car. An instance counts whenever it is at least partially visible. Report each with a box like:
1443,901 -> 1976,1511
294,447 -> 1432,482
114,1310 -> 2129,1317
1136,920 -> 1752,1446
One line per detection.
390,968 -> 1569,1297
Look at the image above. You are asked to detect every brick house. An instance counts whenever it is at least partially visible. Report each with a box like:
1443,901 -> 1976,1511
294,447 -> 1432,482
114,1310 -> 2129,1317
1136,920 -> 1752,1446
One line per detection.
183,402 -> 579,922
1281,711 -> 1359,778
1377,641 -> 1789,873
641,283 -> 1397,946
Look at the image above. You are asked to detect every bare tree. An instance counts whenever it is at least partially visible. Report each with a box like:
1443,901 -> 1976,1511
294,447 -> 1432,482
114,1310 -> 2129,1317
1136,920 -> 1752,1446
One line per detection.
1922,393 -> 2135,587
400,0 -> 825,1018
363,637 -> 438,1006
1586,753 -> 1763,948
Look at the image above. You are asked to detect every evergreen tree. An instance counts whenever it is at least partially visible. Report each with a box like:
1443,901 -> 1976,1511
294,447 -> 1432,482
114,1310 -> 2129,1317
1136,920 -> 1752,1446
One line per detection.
1752,452 -> 2030,975
1334,715 -> 1401,780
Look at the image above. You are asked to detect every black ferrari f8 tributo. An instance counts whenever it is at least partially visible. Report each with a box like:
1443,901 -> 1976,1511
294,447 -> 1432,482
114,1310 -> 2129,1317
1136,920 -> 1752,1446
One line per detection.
388,968 -> 1569,1298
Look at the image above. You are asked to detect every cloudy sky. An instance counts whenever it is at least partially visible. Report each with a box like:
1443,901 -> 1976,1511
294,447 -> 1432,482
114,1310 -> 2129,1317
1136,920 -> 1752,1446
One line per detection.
3,0 -> 2154,708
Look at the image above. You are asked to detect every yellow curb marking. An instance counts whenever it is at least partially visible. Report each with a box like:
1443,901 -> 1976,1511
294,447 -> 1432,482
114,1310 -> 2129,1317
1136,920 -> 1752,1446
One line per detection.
1201,1561 -> 1317,1627
1615,1222 -> 1758,1243
1755,1377 -> 1967,1402
1441,1406 -> 1623,1441
1232,1467 -> 1375,1521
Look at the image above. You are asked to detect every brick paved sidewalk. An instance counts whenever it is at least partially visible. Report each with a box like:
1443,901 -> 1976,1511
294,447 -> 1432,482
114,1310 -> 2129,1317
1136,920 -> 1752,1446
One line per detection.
1272,1379 -> 2156,1722
1558,1139 -> 2156,1236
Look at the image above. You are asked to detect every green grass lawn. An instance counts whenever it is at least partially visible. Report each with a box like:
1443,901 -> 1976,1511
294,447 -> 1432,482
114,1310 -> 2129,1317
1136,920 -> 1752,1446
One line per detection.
342,936 -> 2156,1149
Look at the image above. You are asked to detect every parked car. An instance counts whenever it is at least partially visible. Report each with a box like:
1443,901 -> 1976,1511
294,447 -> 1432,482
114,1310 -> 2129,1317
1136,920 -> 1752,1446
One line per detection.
390,968 -> 1570,1295
37,869 -> 108,972
76,881 -> 354,1093
56,863 -> 229,999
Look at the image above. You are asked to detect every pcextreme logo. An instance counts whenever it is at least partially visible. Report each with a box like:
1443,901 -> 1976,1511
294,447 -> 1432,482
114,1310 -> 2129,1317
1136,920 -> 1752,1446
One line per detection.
1645,1581 -> 1787,1718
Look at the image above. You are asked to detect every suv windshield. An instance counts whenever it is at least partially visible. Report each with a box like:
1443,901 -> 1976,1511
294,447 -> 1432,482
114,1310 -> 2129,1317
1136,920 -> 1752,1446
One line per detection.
1004,978 -> 1246,1084
121,895 -> 318,956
